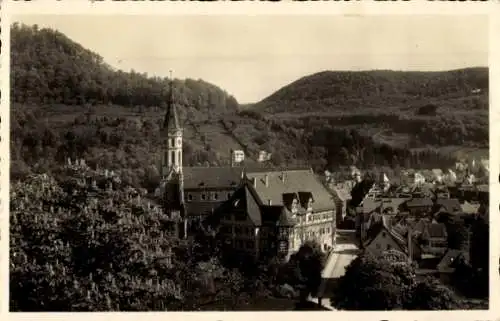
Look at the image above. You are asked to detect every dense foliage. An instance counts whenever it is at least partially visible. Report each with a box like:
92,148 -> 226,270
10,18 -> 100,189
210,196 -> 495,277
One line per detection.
11,23 -> 239,115
333,253 -> 460,310
9,167 -> 249,311
254,69 -> 488,114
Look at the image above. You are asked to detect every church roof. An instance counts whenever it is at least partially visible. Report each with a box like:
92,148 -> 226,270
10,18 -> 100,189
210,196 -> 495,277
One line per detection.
163,79 -> 181,131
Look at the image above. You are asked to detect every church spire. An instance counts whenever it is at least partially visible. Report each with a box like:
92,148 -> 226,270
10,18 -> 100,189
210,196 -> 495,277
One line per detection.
163,70 -> 181,131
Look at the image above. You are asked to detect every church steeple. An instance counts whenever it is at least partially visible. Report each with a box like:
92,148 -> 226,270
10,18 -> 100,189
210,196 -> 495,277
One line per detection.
163,71 -> 181,132
161,71 -> 183,177
159,71 -> 186,238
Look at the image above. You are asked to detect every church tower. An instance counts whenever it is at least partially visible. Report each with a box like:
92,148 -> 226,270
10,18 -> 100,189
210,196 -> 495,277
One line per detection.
162,71 -> 183,177
160,71 -> 186,237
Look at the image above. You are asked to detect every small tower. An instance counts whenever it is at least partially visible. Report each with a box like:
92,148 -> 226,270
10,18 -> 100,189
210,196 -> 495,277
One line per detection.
160,71 -> 186,238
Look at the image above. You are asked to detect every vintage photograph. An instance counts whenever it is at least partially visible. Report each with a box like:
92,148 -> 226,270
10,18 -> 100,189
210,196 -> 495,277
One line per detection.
9,14 -> 490,311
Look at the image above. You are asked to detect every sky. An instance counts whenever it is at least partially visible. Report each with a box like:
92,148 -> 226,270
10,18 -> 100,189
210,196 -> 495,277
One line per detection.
14,15 -> 488,104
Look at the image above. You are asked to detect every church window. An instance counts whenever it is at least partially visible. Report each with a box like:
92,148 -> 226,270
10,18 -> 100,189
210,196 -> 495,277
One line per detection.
170,151 -> 176,165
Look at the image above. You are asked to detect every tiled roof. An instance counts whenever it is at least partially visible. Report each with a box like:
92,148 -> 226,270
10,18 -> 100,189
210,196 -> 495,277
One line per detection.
182,166 -> 313,190
331,186 -> 351,202
182,167 -> 243,189
245,169 -> 335,212
216,182 -> 262,226
405,198 -> 433,208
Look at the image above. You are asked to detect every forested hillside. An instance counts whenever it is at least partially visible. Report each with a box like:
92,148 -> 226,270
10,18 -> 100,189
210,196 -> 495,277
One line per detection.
11,23 -> 489,189
251,69 -> 488,153
11,23 -> 239,117
254,69 -> 488,113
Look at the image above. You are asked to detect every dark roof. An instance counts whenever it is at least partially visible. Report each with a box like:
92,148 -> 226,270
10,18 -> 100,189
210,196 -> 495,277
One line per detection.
245,169 -> 335,212
405,198 -> 433,208
437,249 -> 469,273
164,103 -> 181,131
215,182 -> 262,226
435,198 -> 462,213
215,180 -> 299,227
182,166 -> 313,190
163,80 -> 181,131
183,167 -> 243,189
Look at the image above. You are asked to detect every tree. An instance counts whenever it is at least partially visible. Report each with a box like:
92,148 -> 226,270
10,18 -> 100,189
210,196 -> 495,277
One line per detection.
406,278 -> 459,310
287,241 -> 325,301
333,253 -> 416,310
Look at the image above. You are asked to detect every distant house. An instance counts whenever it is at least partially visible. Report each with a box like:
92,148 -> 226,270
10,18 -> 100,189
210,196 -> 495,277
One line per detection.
363,215 -> 421,261
436,249 -> 469,283
401,198 -> 434,216
433,198 -> 462,215
329,184 -> 352,227
419,222 -> 448,256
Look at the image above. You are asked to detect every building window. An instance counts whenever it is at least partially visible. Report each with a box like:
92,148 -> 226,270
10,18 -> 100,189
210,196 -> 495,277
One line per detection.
201,193 -> 206,200
386,244 -> 391,250
187,193 -> 193,202
382,232 -> 386,238
227,193 -> 232,199
213,193 -> 219,201
326,227 -> 330,234
170,151 -> 176,165
246,241 -> 254,249
376,243 -> 381,249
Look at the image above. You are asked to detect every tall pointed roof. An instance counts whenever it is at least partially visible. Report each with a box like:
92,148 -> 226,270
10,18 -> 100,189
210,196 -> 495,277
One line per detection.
163,71 -> 181,131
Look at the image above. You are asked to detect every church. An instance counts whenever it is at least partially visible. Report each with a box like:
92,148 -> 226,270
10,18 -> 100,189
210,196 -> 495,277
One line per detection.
157,77 -> 337,259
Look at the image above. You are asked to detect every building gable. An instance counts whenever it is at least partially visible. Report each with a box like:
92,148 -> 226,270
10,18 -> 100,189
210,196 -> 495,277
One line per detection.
365,227 -> 405,255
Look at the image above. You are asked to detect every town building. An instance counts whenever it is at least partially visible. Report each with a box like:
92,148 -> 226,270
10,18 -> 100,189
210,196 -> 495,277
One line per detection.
211,168 -> 337,260
156,77 -> 336,258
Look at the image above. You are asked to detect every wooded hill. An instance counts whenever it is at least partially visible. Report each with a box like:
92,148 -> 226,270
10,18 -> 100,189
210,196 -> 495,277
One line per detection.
11,23 -> 489,189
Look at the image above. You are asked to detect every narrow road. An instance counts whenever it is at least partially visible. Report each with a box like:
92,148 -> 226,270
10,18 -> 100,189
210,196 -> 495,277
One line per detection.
309,230 -> 359,310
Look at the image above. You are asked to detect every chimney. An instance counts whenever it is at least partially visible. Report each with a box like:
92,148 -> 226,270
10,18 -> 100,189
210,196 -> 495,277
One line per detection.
268,199 -> 272,206
281,172 -> 286,184
264,174 -> 269,187
252,177 -> 257,187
